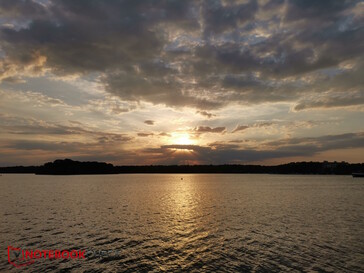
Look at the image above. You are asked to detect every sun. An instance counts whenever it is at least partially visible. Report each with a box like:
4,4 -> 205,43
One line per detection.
173,133 -> 194,145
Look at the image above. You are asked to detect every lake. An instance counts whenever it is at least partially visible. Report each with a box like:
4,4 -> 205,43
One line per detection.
0,174 -> 363,272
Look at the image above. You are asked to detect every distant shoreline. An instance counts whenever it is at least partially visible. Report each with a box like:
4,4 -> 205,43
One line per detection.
0,173 -> 357,176
0,159 -> 363,176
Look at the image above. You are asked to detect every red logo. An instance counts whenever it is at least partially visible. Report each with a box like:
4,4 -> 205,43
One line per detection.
7,246 -> 35,268
7,246 -> 85,268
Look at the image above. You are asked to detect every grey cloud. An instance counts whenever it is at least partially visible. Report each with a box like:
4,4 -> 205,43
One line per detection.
0,114 -> 133,143
0,0 -> 48,20
1,139 -> 136,166
293,64 -> 364,110
5,140 -> 87,151
0,0 -> 362,109
2,131 -> 363,165
194,126 -> 226,133
208,142 -> 241,150
147,132 -> 364,164
232,125 -> 249,133
265,132 -> 364,152
105,70 -> 223,109
137,132 -> 154,137
284,0 -> 358,23
232,120 -> 340,133
96,134 -> 132,144
202,0 -> 258,36
111,106 -> 130,114
141,144 -> 306,165
1,76 -> 26,83
254,122 -> 274,128
196,111 -> 215,119
294,92 -> 364,111
144,120 -> 155,125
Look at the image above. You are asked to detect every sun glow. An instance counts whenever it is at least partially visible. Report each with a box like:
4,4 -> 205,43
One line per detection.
173,133 -> 194,145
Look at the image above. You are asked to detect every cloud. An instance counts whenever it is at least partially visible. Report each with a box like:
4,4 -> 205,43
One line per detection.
0,1 -> 362,166
140,144 -> 307,165
144,120 -> 155,125
1,76 -> 26,84
159,132 -> 171,137
194,126 -> 226,133
0,114 -> 133,143
232,125 -> 249,133
139,132 -> 364,164
5,140 -> 84,151
137,132 -> 154,137
0,0 -> 362,110
264,132 -> 364,152
294,92 -> 364,111
283,0 -> 358,23
2,131 -> 363,166
104,70 -> 223,109
0,139 -> 137,166
196,110 -> 215,118
231,120 -> 337,134
202,0 -> 258,36
0,0 -> 47,20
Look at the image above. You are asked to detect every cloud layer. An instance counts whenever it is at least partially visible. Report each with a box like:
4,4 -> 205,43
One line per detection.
0,0 -> 363,166
0,0 -> 362,110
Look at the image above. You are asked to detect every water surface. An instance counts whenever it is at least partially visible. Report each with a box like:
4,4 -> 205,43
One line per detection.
0,174 -> 363,272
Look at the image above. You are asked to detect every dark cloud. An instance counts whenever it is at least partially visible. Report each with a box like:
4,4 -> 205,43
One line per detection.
137,132 -> 154,137
208,142 -> 241,150
196,110 -> 215,119
141,144 -> 306,165
144,120 -> 155,125
0,0 -> 47,20
0,114 -> 133,143
232,125 -> 249,133
293,63 -> 364,110
104,70 -> 222,109
0,139 -> 137,166
5,140 -> 85,151
140,132 -> 364,164
202,0 -> 258,36
194,126 -> 226,133
1,76 -> 25,83
0,0 -> 362,109
159,132 -> 171,137
284,0 -> 357,23
294,92 -> 364,111
2,131 -> 363,165
254,122 -> 274,128
265,132 -> 364,152
232,120 -> 335,133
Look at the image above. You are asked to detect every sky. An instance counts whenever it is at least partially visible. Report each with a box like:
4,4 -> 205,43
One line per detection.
0,0 -> 363,166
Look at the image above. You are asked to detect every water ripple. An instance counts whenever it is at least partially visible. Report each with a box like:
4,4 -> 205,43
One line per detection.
0,174 -> 363,272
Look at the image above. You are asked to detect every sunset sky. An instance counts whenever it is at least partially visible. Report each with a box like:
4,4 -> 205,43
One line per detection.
0,0 -> 363,166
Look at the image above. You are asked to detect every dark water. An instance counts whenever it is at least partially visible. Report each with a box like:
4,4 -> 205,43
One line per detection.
0,174 -> 363,272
